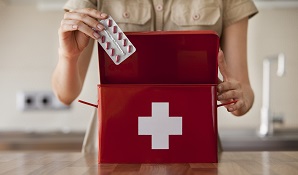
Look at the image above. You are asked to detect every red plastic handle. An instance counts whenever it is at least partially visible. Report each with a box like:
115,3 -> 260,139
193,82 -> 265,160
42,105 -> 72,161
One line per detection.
217,100 -> 238,108
78,100 -> 98,108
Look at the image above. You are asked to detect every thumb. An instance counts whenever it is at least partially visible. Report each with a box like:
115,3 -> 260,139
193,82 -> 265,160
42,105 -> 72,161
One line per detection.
218,49 -> 229,81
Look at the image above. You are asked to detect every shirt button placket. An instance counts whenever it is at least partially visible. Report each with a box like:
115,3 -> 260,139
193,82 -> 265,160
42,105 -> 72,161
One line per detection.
154,0 -> 164,31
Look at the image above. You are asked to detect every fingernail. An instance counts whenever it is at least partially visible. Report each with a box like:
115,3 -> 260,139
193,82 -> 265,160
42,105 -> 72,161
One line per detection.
228,107 -> 233,111
93,32 -> 100,39
101,13 -> 108,17
217,85 -> 222,92
218,95 -> 222,100
97,24 -> 103,30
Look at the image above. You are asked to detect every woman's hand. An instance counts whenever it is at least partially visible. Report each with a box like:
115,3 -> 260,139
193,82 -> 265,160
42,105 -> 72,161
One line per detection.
217,49 -> 254,116
58,8 -> 108,61
53,8 -> 108,105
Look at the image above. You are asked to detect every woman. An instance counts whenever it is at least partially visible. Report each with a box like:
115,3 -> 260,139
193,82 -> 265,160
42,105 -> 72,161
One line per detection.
52,0 -> 258,152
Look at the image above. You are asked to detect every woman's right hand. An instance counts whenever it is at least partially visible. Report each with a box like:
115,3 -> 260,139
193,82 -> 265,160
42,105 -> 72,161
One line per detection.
58,8 -> 108,61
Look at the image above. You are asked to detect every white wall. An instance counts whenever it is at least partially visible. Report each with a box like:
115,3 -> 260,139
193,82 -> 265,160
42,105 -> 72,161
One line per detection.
0,4 -> 297,133
0,4 -> 99,132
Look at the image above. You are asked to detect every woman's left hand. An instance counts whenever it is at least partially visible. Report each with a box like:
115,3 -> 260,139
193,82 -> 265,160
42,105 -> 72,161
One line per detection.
217,49 -> 254,116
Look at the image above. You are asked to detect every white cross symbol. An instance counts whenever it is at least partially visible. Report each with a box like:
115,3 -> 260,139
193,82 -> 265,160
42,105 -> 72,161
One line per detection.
138,102 -> 182,149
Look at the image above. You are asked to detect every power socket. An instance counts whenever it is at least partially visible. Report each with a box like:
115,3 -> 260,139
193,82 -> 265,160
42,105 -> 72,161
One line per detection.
16,91 -> 70,111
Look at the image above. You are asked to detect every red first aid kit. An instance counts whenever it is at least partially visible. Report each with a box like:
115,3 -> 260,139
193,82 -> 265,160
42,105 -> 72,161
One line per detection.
81,30 -> 220,163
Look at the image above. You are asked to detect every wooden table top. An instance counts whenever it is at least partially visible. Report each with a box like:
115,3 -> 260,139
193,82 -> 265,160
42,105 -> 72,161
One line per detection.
0,151 -> 298,175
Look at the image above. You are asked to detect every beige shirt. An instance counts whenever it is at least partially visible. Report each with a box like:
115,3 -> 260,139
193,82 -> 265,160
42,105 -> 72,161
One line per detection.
64,0 -> 258,37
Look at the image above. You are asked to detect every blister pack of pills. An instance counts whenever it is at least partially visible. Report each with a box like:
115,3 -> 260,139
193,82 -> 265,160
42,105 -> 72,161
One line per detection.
97,16 -> 136,65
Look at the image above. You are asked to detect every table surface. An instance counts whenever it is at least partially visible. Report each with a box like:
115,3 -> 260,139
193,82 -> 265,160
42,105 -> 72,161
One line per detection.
0,151 -> 298,175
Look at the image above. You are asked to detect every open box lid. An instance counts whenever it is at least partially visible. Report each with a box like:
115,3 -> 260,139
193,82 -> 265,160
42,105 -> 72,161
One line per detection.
98,31 -> 219,84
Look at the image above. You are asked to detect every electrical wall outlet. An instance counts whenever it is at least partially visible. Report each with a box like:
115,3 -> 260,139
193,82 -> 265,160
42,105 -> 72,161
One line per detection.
16,91 -> 70,111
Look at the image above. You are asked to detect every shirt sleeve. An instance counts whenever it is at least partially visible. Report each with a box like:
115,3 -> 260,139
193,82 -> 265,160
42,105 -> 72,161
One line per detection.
223,0 -> 258,28
63,0 -> 97,11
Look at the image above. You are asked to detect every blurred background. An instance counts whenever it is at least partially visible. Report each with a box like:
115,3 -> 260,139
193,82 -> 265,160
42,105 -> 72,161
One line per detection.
0,0 -> 297,151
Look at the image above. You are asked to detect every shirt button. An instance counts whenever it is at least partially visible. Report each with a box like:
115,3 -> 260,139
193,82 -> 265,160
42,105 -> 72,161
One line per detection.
193,14 -> 200,20
156,4 -> 163,11
123,12 -> 130,18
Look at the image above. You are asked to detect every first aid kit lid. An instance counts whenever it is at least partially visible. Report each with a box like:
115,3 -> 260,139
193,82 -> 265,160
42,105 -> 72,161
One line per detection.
98,31 -> 219,84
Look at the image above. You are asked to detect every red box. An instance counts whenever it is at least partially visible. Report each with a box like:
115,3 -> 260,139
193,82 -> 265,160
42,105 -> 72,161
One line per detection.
96,31 -> 219,163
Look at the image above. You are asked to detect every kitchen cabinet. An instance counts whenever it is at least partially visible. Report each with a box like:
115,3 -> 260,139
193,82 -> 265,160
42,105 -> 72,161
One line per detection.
0,132 -> 84,151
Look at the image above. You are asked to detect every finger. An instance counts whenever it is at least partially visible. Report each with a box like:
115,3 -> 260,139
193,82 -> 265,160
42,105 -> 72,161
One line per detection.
59,20 -> 78,32
218,49 -> 229,81
60,19 -> 101,40
217,89 -> 240,101
217,80 -> 240,94
64,11 -> 105,31
72,8 -> 108,20
227,100 -> 244,112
